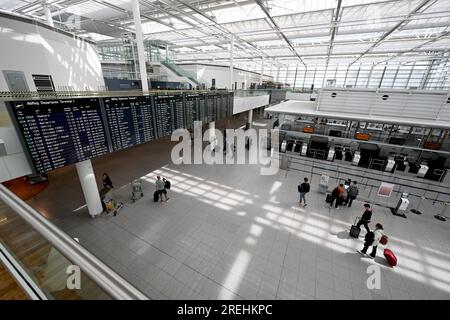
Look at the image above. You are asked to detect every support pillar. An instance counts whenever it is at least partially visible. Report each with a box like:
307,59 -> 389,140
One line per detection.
229,36 -> 234,90
132,0 -> 149,94
276,66 -> 280,82
75,160 -> 102,218
209,121 -> 216,150
260,57 -> 265,85
248,109 -> 253,129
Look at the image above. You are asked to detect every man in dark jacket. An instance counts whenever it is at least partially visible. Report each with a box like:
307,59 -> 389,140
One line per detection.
356,203 -> 372,233
344,181 -> 359,207
298,177 -> 310,207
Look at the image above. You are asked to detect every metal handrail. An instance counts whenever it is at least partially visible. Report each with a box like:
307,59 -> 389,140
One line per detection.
0,185 -> 148,300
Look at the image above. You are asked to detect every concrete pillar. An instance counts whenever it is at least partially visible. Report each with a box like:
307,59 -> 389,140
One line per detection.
132,0 -> 149,94
209,121 -> 216,150
75,160 -> 102,218
230,36 -> 234,90
43,5 -> 54,27
248,109 -> 253,129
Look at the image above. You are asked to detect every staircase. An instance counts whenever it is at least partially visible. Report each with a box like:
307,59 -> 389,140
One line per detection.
161,60 -> 209,87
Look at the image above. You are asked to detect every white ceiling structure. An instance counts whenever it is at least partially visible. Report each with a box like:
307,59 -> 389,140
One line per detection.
2,0 -> 450,86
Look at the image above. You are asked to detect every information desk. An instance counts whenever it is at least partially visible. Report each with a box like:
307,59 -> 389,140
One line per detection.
9,98 -> 109,174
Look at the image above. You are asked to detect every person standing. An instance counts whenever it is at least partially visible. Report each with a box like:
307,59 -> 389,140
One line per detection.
155,176 -> 169,202
298,177 -> 310,207
356,203 -> 372,233
345,181 -> 359,207
330,183 -> 345,209
358,223 -> 384,258
102,173 -> 114,189
330,185 -> 341,209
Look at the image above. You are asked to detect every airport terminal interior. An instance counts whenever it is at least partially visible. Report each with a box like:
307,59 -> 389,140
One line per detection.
0,0 -> 450,301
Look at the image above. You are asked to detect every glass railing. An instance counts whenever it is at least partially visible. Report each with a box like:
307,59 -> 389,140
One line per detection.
0,185 -> 148,300
233,90 -> 270,97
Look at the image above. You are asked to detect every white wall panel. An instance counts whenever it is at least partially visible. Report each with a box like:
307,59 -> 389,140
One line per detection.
317,88 -> 449,122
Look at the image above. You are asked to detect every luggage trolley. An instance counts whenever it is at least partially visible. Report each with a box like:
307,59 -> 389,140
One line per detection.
100,187 -> 124,216
131,179 -> 144,202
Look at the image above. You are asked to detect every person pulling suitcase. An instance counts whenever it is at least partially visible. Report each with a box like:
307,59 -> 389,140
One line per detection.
355,203 -> 372,233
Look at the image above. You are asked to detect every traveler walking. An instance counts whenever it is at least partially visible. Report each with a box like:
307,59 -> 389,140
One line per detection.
155,176 -> 169,202
356,203 -> 372,233
102,173 -> 114,189
345,181 -> 359,207
298,177 -> 310,207
358,223 -> 384,258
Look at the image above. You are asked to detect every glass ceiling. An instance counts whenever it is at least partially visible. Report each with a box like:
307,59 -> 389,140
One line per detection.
2,0 -> 450,71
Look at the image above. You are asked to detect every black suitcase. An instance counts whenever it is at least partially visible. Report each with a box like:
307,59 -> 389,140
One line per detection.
350,218 -> 361,238
325,194 -> 332,203
153,191 -> 159,202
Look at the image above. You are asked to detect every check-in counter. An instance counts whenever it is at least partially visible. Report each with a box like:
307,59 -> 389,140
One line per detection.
417,164 -> 429,178
385,158 -> 396,172
352,151 -> 361,166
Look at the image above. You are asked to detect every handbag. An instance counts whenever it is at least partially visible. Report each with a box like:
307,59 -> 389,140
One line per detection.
380,234 -> 388,245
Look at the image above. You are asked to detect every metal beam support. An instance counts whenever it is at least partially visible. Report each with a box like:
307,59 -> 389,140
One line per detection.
254,0 -> 306,66
132,0 -> 149,93
260,57 -> 265,85
349,0 -> 434,66
230,35 -> 234,90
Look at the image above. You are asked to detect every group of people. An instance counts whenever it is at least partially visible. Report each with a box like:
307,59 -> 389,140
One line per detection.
297,176 -> 387,259
356,204 -> 386,259
330,179 -> 359,209
102,173 -> 171,203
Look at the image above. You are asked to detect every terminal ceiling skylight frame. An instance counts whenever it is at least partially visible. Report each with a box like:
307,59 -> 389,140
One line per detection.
2,0 -> 450,86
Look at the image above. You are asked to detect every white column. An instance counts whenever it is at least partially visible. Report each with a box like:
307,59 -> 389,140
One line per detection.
229,36 -> 234,90
276,66 -> 280,82
209,121 -> 216,149
43,5 -> 54,27
132,0 -> 149,94
166,44 -> 169,62
76,160 -> 102,218
260,57 -> 265,85
248,109 -> 253,129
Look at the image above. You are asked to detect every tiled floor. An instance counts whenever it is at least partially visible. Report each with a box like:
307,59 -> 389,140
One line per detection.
25,119 -> 450,300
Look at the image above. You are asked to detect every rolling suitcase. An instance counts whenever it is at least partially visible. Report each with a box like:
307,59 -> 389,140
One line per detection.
153,191 -> 159,202
350,217 -> 361,238
325,194 -> 332,203
384,249 -> 397,267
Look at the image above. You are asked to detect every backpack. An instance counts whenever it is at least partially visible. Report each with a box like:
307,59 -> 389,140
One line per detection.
164,180 -> 171,189
302,183 -> 310,193
298,185 -> 303,193
364,231 -> 375,243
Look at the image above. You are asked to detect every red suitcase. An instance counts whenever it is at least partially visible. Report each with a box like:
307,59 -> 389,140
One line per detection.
384,249 -> 397,267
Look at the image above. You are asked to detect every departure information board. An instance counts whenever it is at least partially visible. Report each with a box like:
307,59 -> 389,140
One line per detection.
153,95 -> 178,138
8,92 -> 234,173
104,96 -> 156,151
9,98 -> 109,174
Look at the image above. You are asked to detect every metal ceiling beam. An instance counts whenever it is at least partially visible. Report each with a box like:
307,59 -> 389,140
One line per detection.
325,0 -> 342,65
348,0 -> 435,66
377,29 -> 450,65
172,0 -> 271,61
254,0 -> 306,66
140,0 -> 228,51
